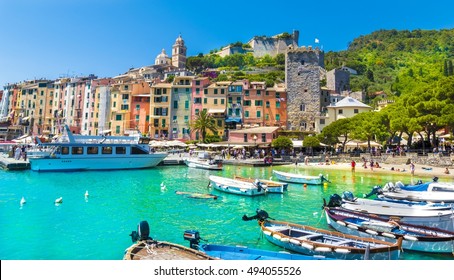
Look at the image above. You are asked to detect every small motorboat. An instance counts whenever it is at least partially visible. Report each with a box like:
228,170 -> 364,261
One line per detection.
324,206 -> 454,254
123,221 -> 217,260
175,191 -> 218,200
183,230 -> 332,260
242,210 -> 402,260
233,175 -> 288,194
209,175 -> 272,196
272,170 -> 329,185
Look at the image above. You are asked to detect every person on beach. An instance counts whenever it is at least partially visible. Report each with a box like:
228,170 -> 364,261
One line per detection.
370,159 -> 374,171
304,156 -> 309,165
351,160 -> 356,172
410,162 -> 415,176
445,168 -> 450,174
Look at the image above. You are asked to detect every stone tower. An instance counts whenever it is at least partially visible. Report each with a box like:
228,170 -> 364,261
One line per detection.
285,46 -> 324,132
172,34 -> 187,69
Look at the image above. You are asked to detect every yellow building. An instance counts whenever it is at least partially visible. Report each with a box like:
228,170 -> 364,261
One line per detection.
150,82 -> 171,138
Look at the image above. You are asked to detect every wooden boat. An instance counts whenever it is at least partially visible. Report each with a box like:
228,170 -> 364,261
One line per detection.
233,175 -> 288,193
123,221 -> 217,260
325,193 -> 454,231
184,157 -> 223,170
272,170 -> 328,185
209,175 -> 280,196
324,206 -> 454,254
390,179 -> 454,193
182,230 -> 332,260
242,210 -> 402,260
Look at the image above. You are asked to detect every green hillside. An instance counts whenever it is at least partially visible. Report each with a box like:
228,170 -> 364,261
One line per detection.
324,29 -> 454,97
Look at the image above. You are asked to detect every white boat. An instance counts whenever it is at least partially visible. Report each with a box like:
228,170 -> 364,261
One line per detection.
324,206 -> 454,254
28,125 -> 167,171
272,170 -> 328,185
209,175 -> 280,196
233,175 -> 288,193
376,180 -> 454,203
325,193 -> 454,231
184,158 -> 223,170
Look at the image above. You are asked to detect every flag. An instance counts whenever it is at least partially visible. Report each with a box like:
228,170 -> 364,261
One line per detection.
315,38 -> 319,43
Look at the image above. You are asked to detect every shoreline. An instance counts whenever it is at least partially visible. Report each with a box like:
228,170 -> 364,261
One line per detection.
290,161 -> 454,181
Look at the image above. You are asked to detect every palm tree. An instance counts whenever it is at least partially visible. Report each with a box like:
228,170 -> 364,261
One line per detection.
190,110 -> 218,142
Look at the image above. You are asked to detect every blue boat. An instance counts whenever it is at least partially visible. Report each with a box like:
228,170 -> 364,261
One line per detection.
183,230 -> 331,260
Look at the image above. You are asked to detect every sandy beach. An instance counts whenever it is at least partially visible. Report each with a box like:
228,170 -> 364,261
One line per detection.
292,161 -> 454,181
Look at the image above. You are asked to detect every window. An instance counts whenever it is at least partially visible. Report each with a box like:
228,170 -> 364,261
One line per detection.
243,134 -> 248,142
266,101 -> 270,108
116,114 -> 122,121
221,99 -> 225,104
245,111 -> 249,117
196,88 -> 200,95
276,93 -> 280,99
122,94 -> 129,100
276,114 -> 280,121
194,98 -> 201,104
135,115 -> 139,121
320,119 -> 325,125
204,98 -> 207,104
338,109 -> 343,114
255,100 -> 263,106
161,119 -> 166,127
72,147 -> 84,155
116,147 -> 126,154
228,97 -> 232,104
354,109 -> 359,113
214,99 -> 218,105
300,104 -> 306,111
265,114 -> 269,120
214,89 -> 218,94
221,89 -> 225,94
116,126 -> 121,134
195,80 -> 200,86
256,111 -> 261,117
135,104 -> 140,111
61,147 -> 69,155
113,101 -> 116,108
173,101 -> 178,109
87,147 -> 98,155
185,100 -> 189,109
244,90 -> 249,96
204,89 -> 208,94
261,133 -> 266,142
195,109 -> 199,115
257,90 -> 261,96
217,120 -> 222,127
276,101 -> 280,108
244,100 -> 251,106
121,104 -> 129,110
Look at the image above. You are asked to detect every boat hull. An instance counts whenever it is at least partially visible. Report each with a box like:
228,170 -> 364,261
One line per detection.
325,207 -> 454,254
199,244 -> 331,260
184,159 -> 223,170
209,175 -> 266,196
260,220 -> 401,260
272,170 -> 324,185
29,153 -> 167,171
340,201 -> 454,231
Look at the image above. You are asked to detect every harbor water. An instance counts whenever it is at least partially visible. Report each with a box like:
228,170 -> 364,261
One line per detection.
1,164 -> 453,260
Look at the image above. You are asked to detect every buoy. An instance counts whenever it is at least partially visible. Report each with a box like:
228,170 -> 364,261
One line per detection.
303,184 -> 307,188
85,191 -> 89,198
20,197 -> 26,206
55,197 -> 63,204
323,182 -> 328,187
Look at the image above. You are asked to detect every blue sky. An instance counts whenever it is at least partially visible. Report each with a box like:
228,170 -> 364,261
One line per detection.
1,0 -> 453,87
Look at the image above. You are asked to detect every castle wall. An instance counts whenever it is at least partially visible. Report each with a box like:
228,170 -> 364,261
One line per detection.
326,68 -> 350,93
285,47 -> 324,132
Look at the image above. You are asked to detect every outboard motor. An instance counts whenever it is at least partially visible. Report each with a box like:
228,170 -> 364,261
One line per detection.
129,220 -> 151,243
254,179 -> 263,192
433,177 -> 439,182
416,180 -> 423,185
383,182 -> 395,192
325,194 -> 342,207
183,230 -> 201,250
395,181 -> 404,189
242,209 -> 270,222
363,185 -> 383,198
342,191 -> 356,202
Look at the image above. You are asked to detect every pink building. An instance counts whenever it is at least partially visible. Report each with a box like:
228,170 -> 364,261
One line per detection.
228,126 -> 281,146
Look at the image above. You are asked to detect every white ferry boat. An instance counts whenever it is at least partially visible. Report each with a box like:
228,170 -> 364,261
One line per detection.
28,125 -> 167,171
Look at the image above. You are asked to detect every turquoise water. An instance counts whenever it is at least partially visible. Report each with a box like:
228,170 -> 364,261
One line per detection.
1,164 -> 453,260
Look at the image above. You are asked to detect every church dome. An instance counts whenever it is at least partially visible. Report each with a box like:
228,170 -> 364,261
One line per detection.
155,49 -> 169,65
